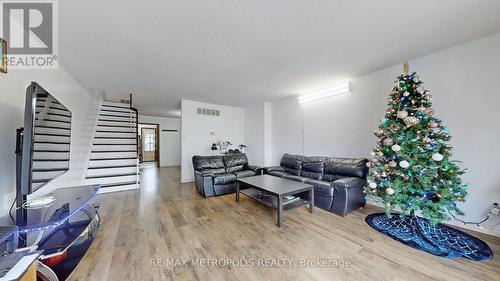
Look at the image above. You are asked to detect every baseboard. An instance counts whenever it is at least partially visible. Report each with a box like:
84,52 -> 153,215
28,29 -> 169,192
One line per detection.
364,202 -> 500,237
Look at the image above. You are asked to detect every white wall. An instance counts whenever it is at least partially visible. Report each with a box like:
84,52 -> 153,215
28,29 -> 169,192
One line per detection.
0,67 -> 100,222
181,99 -> 244,183
244,102 -> 273,167
139,115 -> 181,167
268,33 -> 500,235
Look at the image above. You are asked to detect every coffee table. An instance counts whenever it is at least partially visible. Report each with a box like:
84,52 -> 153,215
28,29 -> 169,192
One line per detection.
236,175 -> 314,227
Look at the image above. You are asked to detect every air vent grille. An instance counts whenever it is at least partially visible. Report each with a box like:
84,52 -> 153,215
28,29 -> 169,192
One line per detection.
197,108 -> 220,116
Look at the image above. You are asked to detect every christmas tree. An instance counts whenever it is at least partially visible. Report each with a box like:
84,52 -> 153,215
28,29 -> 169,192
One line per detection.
365,64 -> 468,224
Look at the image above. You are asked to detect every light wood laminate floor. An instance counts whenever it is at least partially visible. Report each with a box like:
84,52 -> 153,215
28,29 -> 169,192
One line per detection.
70,165 -> 500,281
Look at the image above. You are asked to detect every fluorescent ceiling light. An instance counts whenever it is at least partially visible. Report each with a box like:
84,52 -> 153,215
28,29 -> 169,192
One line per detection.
297,81 -> 351,104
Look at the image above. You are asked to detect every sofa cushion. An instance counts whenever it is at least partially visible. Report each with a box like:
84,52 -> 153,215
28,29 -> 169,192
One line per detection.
269,171 -> 287,178
233,170 -> 256,179
223,154 -> 248,173
280,153 -> 304,176
300,156 -> 326,180
283,174 -> 308,182
322,158 -> 368,181
305,179 -> 334,197
192,156 -> 226,173
213,173 -> 237,185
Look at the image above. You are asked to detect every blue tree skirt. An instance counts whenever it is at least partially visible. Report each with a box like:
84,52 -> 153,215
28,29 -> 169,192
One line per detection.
365,213 -> 493,261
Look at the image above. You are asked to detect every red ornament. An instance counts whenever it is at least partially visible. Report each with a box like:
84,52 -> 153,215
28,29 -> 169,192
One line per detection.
396,98 -> 401,103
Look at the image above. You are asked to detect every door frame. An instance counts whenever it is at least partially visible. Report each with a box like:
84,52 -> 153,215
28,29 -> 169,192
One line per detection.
139,123 -> 160,167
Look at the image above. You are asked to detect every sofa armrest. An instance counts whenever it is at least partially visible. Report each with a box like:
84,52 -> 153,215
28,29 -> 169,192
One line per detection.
330,177 -> 367,216
331,177 -> 366,189
246,165 -> 262,174
194,170 -> 215,197
262,166 -> 284,174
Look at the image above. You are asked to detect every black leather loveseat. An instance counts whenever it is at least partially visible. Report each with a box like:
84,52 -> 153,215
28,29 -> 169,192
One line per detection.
263,154 -> 368,216
192,154 -> 261,197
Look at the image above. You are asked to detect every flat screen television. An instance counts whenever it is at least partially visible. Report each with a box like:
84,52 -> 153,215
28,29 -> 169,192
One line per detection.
15,82 -> 72,225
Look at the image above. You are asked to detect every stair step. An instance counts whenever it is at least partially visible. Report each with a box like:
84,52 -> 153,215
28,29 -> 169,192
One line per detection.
33,158 -> 70,162
33,167 -> 69,172
34,143 -> 70,150
96,126 -> 136,132
86,172 -> 137,179
95,131 -> 136,138
88,164 -> 137,170
36,106 -> 69,113
34,134 -> 70,143
34,141 -> 70,145
90,151 -> 137,159
36,114 -> 71,122
88,158 -> 137,168
102,101 -> 131,108
98,114 -> 136,120
33,170 -> 66,180
42,118 -> 71,124
92,150 -> 136,153
36,125 -> 70,131
99,110 -> 136,117
86,174 -> 137,185
97,124 -> 136,129
92,145 -> 136,152
34,127 -> 70,136
33,161 -> 70,169
98,118 -> 136,124
100,108 -> 134,114
93,142 -> 137,145
32,178 -> 51,184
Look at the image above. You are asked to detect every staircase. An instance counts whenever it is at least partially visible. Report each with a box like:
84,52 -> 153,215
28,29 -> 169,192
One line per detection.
86,100 -> 140,193
32,93 -> 71,192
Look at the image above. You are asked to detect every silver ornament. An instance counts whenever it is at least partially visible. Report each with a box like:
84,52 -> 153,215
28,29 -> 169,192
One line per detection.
413,75 -> 420,83
391,144 -> 401,152
417,86 -> 425,94
397,111 -> 408,119
429,122 -> 439,128
389,161 -> 397,168
369,182 -> 377,189
403,116 -> 420,127
399,160 -> 410,169
424,94 -> 433,101
432,153 -> 444,161
403,91 -> 410,97
383,138 -> 394,146
386,187 -> 395,195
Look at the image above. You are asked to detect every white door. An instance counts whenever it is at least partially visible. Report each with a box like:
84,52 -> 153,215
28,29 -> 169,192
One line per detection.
161,129 -> 181,166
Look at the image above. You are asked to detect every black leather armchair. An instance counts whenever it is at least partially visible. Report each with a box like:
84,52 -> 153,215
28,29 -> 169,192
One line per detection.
193,154 -> 261,197
263,153 -> 368,216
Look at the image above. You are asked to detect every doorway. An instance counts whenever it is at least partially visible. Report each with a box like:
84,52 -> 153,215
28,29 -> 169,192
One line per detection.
139,123 -> 160,167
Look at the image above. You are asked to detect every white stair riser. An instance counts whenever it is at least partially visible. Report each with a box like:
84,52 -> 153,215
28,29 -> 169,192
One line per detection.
37,102 -> 67,111
88,159 -> 137,167
34,143 -> 70,151
32,182 -> 46,190
98,120 -> 136,127
98,115 -> 136,122
33,170 -> 66,180
95,132 -> 136,138
92,145 -> 136,152
86,175 -> 137,185
87,166 -> 138,177
94,138 -> 136,145
90,151 -> 137,159
38,120 -> 71,128
35,127 -> 70,136
98,184 -> 139,194
33,161 -> 69,169
34,134 -> 70,143
33,152 -> 70,160
102,101 -> 131,108
37,114 -> 71,123
99,110 -> 135,117
96,126 -> 136,132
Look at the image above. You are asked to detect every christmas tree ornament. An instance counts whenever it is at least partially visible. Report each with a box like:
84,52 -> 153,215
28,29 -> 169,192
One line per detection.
377,151 -> 384,157
417,86 -> 425,94
429,122 -> 439,128
370,151 -> 376,156
397,111 -> 408,119
366,162 -> 372,168
432,153 -> 444,161
399,160 -> 410,168
413,75 -> 420,82
403,91 -> 410,97
391,144 -> 401,152
369,182 -> 377,189
383,138 -> 394,146
385,187 -> 395,195
403,116 -> 420,127
425,108 -> 434,116
389,161 -> 397,168
424,94 -> 433,101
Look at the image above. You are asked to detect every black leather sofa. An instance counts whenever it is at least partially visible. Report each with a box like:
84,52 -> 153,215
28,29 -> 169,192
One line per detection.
263,153 -> 368,216
192,154 -> 261,197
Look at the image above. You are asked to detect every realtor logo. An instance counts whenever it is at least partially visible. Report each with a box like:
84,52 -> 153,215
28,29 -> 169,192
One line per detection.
0,0 -> 58,69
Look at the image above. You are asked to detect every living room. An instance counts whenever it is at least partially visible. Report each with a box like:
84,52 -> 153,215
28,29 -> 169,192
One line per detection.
0,1 -> 499,280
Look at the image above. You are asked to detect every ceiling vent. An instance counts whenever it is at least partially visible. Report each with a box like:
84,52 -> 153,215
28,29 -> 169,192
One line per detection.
197,107 -> 220,116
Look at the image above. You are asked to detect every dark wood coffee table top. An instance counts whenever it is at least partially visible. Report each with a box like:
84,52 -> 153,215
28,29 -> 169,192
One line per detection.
237,175 -> 313,196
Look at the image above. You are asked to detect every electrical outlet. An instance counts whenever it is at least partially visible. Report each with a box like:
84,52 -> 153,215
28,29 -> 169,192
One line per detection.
490,203 -> 500,215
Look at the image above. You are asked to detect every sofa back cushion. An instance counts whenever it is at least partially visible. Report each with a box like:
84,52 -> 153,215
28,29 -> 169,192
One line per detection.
300,156 -> 326,180
280,154 -> 304,176
192,155 -> 226,174
223,154 -> 248,173
322,157 -> 368,182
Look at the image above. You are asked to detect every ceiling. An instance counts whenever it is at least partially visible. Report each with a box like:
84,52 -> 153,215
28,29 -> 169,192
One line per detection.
59,0 -> 500,117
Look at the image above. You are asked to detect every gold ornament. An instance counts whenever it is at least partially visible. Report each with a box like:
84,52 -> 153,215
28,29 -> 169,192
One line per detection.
389,161 -> 397,168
